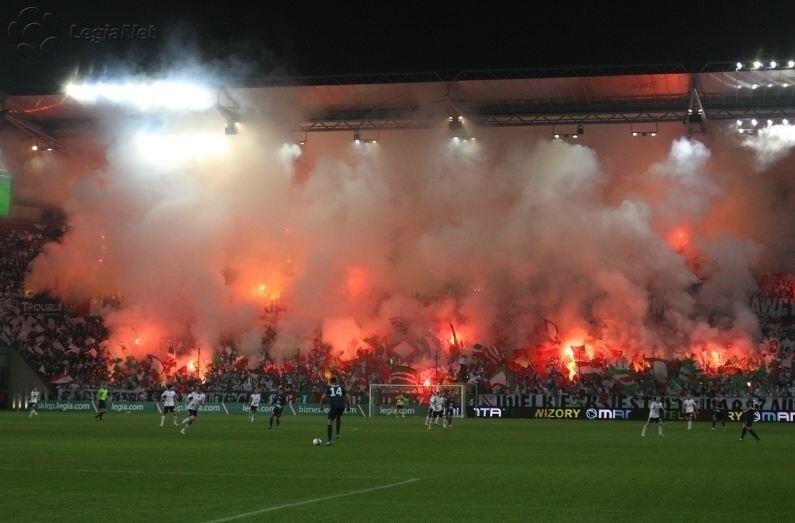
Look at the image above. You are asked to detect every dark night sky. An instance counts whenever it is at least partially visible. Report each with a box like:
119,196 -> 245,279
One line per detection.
2,0 -> 795,92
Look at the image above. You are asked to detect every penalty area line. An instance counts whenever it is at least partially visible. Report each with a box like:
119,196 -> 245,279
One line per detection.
202,478 -> 421,523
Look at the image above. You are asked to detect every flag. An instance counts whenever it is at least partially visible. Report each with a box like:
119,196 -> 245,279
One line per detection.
233,355 -> 249,370
49,374 -> 73,384
148,355 -> 164,374
647,358 -> 668,382
578,362 -> 603,380
389,316 -> 409,332
571,345 -> 587,363
483,345 -> 503,364
543,319 -> 560,343
390,365 -> 417,385
488,366 -> 515,389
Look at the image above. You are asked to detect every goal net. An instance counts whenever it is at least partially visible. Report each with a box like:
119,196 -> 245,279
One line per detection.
368,383 -> 465,418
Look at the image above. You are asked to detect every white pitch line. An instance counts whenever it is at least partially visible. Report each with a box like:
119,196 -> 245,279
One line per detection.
0,465 -> 398,481
202,478 -> 421,523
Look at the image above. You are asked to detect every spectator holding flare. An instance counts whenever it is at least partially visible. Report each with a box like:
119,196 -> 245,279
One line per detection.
94,383 -> 108,422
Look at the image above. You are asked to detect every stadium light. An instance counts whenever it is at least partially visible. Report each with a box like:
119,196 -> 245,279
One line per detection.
788,60 -> 795,68
353,130 -> 361,143
448,113 -> 463,131
735,62 -> 743,70
767,119 -> 773,126
751,118 -> 758,127
783,119 -> 790,125
751,84 -> 758,89
752,60 -> 762,69
767,83 -> 774,88
783,83 -> 791,87
65,80 -> 215,112
736,119 -> 743,127
30,145 -> 38,151
632,132 -> 638,137
770,61 -> 778,68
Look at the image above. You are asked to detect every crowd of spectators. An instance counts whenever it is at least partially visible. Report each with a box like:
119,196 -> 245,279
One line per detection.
1,219 -> 793,406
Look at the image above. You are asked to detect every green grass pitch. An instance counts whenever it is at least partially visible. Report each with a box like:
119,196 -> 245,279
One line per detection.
0,412 -> 792,522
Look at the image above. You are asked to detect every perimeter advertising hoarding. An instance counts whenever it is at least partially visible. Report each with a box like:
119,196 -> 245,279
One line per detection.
32,401 -> 366,416
468,396 -> 795,422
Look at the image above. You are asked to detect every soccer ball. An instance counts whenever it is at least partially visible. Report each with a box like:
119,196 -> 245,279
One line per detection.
312,438 -> 322,446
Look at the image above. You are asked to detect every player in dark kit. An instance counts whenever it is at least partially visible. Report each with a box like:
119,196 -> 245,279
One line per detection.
738,399 -> 761,442
443,394 -> 456,430
268,386 -> 287,429
711,397 -> 727,431
319,377 -> 348,446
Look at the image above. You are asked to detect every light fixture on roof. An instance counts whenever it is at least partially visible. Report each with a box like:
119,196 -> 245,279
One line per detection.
783,83 -> 791,87
751,84 -> 758,89
788,60 -> 795,68
752,60 -> 762,69
767,83 -> 774,88
770,61 -> 778,68
783,119 -> 790,125
766,119 -> 773,126
751,118 -> 758,127
31,144 -> 38,151
736,62 -> 743,70
448,113 -> 463,131
552,124 -> 584,140
736,119 -> 743,127
630,123 -> 659,138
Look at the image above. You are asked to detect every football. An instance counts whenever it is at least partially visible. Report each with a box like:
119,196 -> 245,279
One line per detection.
313,437 -> 322,446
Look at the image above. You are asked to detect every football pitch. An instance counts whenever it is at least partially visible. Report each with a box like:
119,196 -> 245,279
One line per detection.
0,412 -> 792,522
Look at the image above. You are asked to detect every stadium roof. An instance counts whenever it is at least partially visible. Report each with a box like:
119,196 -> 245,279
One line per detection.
3,63 -> 795,145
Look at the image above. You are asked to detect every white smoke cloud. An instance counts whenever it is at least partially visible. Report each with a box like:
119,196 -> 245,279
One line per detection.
6,74 -> 790,366
741,123 -> 795,170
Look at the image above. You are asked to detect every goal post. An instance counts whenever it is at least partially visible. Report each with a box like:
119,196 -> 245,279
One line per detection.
367,383 -> 466,418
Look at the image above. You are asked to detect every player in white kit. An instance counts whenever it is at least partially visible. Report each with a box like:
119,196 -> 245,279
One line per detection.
28,387 -> 40,418
160,385 -> 178,427
682,394 -> 697,430
642,396 -> 665,437
180,390 -> 205,435
427,392 -> 445,430
248,389 -> 261,422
